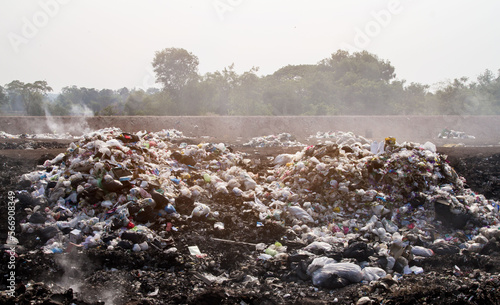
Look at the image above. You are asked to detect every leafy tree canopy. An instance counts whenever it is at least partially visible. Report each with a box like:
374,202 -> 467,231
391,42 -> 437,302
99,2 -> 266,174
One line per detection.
152,47 -> 199,93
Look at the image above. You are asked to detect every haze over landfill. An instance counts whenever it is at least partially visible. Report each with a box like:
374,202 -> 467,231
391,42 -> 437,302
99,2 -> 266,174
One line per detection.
1,0 -> 500,93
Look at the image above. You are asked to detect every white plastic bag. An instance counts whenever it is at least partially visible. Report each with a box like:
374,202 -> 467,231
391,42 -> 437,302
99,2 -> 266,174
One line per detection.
312,263 -> 363,286
273,154 -> 295,165
191,203 -> 210,217
307,256 -> 337,275
288,205 -> 314,223
420,141 -> 436,153
362,267 -> 386,281
304,241 -> 333,253
411,246 -> 434,257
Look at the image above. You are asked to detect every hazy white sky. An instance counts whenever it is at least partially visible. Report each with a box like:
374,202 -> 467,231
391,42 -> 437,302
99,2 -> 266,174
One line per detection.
1,0 -> 499,93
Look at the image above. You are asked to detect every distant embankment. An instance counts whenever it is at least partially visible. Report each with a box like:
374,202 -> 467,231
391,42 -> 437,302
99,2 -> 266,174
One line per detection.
1,116 -> 499,144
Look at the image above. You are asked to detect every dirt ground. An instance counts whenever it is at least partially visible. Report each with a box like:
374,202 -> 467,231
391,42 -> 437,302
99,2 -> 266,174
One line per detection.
1,137 -> 499,305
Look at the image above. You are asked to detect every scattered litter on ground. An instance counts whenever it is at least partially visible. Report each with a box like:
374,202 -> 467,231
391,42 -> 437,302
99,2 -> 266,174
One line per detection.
0,131 -> 80,140
438,128 -> 476,139
243,133 -> 305,147
308,131 -> 372,145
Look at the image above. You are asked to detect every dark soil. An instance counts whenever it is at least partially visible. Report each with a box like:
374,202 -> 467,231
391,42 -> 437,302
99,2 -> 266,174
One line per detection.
445,151 -> 500,201
1,140 -> 500,305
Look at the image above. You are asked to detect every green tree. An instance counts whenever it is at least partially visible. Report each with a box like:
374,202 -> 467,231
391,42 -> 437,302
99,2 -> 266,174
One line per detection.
468,69 -> 500,114
118,87 -> 130,101
152,48 -> 200,95
399,82 -> 431,114
143,91 -> 174,115
262,78 -> 305,115
316,50 -> 397,114
58,86 -> 102,113
46,98 -> 71,115
262,65 -> 316,115
124,89 -> 148,115
178,81 -> 205,115
435,77 -> 476,115
97,89 -> 120,113
201,64 -> 239,115
0,85 -> 7,108
5,80 -> 52,115
229,67 -> 270,115
319,50 -> 395,83
98,105 -> 117,116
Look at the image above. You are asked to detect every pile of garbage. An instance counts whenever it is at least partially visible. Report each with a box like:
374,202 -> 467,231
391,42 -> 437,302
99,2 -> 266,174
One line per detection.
438,128 -> 476,139
243,133 -> 305,147
0,128 -> 188,141
12,128 -> 500,290
308,131 -> 372,144
151,128 -> 188,141
15,127 -> 247,253
0,131 -> 79,140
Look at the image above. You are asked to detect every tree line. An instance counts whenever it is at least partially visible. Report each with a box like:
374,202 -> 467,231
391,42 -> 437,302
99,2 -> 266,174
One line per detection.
1,49 -> 500,116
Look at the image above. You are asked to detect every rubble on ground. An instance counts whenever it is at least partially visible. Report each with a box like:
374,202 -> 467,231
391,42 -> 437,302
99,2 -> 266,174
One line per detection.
0,131 -> 80,140
243,133 -> 305,147
2,128 -> 500,304
438,128 -> 476,140
0,128 -> 188,141
308,131 -> 372,145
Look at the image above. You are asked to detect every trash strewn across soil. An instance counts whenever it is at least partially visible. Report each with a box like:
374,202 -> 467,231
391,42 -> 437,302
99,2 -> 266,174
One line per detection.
437,129 -> 476,140
0,131 -> 80,140
243,133 -> 305,148
1,128 -> 499,305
